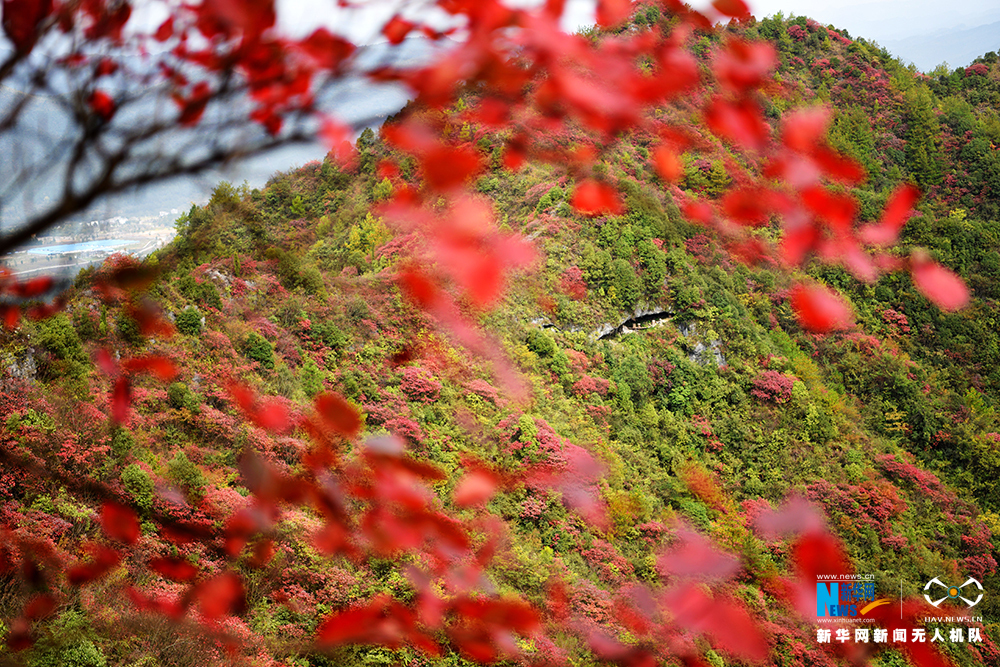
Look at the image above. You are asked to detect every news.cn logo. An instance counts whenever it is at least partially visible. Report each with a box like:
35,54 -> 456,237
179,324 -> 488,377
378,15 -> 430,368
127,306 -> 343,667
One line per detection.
817,580 -> 891,617
923,577 -> 983,608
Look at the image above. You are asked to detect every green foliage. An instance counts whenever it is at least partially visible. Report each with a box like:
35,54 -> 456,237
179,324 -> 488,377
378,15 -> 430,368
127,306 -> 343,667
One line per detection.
36,314 -> 87,377
167,382 -> 199,412
25,611 -> 107,667
301,355 -> 324,398
168,451 -> 206,500
244,331 -> 275,369
110,429 -> 136,458
175,306 -> 202,336
121,464 -> 154,513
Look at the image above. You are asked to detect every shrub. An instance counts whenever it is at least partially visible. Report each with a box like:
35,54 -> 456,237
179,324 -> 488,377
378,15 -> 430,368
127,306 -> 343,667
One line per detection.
400,367 -> 441,403
167,382 -> 198,411
750,370 -> 795,404
168,452 -> 207,501
244,331 -> 275,369
121,464 -> 154,513
175,306 -> 202,336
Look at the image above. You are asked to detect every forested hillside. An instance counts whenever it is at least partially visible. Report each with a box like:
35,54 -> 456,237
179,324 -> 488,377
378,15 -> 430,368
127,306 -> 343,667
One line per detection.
3,6 -> 1000,667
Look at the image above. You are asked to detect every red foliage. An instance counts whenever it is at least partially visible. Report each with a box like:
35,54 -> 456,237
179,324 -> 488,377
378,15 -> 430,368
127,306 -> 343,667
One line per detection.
750,370 -> 796,403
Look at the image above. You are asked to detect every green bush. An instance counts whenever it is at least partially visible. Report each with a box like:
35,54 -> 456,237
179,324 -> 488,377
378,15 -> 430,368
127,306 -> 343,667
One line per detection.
168,451 -> 206,501
244,331 -> 275,369
121,464 -> 154,513
167,382 -> 198,411
175,306 -> 202,336
110,429 -> 136,458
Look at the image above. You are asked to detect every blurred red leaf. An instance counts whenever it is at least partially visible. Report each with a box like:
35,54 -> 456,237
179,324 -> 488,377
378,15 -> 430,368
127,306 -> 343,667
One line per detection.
229,383 -> 291,433
781,106 -> 831,152
89,89 -> 115,121
722,186 -> 773,226
911,254 -> 969,311
571,180 -> 623,216
595,0 -> 632,27
657,528 -> 740,582
13,275 -> 53,298
2,0 -> 53,52
198,572 -> 245,620
23,594 -> 56,621
149,556 -> 200,582
396,265 -> 442,310
300,28 -> 355,69
154,16 -> 173,41
811,145 -> 867,185
67,545 -> 121,585
859,183 -> 921,246
704,96 -> 769,150
383,16 -> 414,45
314,392 -> 361,439
111,376 -> 132,425
0,304 -> 19,330
652,144 -> 683,183
453,469 -> 499,507
714,38 -> 775,93
122,355 -> 178,382
793,532 -> 851,581
421,144 -> 483,190
5,618 -> 32,651
712,0 -> 751,19
101,502 -> 140,544
790,283 -> 853,332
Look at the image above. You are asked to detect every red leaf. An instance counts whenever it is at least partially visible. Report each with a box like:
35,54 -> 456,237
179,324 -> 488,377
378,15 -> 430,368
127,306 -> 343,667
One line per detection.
911,255 -> 969,311
197,572 -> 244,620
0,304 -> 19,330
657,529 -> 740,582
859,183 -> 921,246
704,96 -> 769,150
396,266 -> 442,310
111,376 -> 132,425
811,145 -> 867,185
781,107 -> 831,152
503,143 -> 526,171
174,82 -> 211,127
23,594 -> 55,621
6,618 -> 32,651
122,355 -> 178,382
571,180 -> 623,217
595,0 -> 632,27
95,58 -> 117,77
382,16 -> 414,45
453,469 -> 499,507
790,283 -> 853,332
721,186 -> 773,227
88,90 -> 116,121
101,502 -> 140,544
314,392 -> 361,439
712,0 -> 750,19
67,545 -> 121,585
377,160 -> 400,180
2,0 -> 52,52
421,144 -> 483,190
149,556 -> 199,582
652,144 -> 683,183
714,38 -> 775,93
154,16 -> 173,41
320,116 -> 354,163
14,275 -> 52,298
793,532 -> 850,581
229,383 -> 291,433
300,28 -> 355,69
